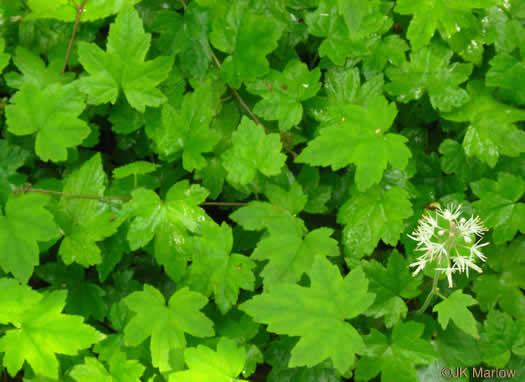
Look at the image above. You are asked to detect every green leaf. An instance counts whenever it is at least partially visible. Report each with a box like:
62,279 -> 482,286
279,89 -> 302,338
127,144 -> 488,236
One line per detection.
187,221 -> 255,314
153,2 -> 211,78
253,220 -> 339,287
77,5 -> 173,111
169,338 -> 245,382
480,310 -> 525,368
363,251 -> 422,328
4,46 -> 74,90
70,356 -> 145,382
385,42 -> 472,112
0,140 -> 29,206
36,263 -> 106,321
438,138 -> 488,183
337,0 -> 367,33
297,96 -> 411,191
0,193 -> 59,283
433,290 -> 480,339
486,53 -> 525,105
5,83 -> 90,162
442,80 -> 525,167
118,181 -> 209,281
471,172 -> 525,244
113,161 -> 159,180
240,256 -> 375,374
355,322 -> 438,382
394,0 -> 498,50
57,153 -> 119,267
123,284 -> 214,372
245,59 -> 321,131
210,0 -> 282,88
0,280 -> 105,379
473,237 -> 525,319
146,82 -> 220,171
0,37 -> 10,74
221,117 -> 286,185
337,185 -> 413,259
26,0 -> 142,22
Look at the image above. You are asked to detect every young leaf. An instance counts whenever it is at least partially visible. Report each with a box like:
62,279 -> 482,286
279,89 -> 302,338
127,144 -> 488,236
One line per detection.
337,185 -> 413,259
77,5 -> 173,111
296,96 -> 411,191
0,193 -> 59,283
253,220 -> 339,287
245,59 -> 321,131
123,284 -> 214,372
355,322 -> 438,382
385,42 -> 473,112
0,280 -> 105,379
433,290 -> 480,339
240,256 -> 375,374
118,181 -> 210,281
221,117 -> 286,185
169,338 -> 246,382
441,80 -> 525,167
209,1 -> 282,88
471,172 -> 525,244
187,221 -> 255,314
57,153 -> 119,267
363,251 -> 422,328
5,83 -> 90,162
146,82 -> 220,171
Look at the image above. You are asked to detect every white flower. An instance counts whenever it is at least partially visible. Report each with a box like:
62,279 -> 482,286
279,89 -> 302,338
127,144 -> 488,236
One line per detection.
408,204 -> 489,287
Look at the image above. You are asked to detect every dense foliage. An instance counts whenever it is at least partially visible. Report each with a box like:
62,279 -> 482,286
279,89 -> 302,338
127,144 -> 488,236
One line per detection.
0,0 -> 524,381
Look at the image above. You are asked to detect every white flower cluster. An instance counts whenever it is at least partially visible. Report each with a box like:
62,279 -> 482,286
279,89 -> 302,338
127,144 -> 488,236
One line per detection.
408,204 -> 489,288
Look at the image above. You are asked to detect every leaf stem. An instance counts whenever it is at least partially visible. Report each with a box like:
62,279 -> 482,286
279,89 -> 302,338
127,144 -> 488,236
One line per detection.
417,271 -> 440,314
62,0 -> 88,74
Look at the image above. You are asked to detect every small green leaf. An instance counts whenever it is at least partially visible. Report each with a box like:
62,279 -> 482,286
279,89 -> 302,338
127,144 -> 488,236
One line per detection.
221,117 -> 286,185
113,161 -> 160,180
433,290 -> 480,339
123,284 -> 214,372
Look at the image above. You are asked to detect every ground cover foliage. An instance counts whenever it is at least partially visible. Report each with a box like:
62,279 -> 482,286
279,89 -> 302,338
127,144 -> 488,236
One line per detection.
0,0 -> 524,381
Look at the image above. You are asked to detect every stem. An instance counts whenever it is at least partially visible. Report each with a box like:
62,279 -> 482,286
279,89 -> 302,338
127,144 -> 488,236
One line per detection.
62,0 -> 88,74
417,271 -> 440,314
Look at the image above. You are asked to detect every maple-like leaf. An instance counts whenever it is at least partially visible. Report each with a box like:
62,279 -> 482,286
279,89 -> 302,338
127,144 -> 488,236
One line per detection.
245,60 -> 321,131
253,219 -> 339,287
296,95 -> 411,191
5,83 -> 91,162
385,42 -> 473,112
355,322 -> 438,382
442,80 -> 525,167
0,140 -> 29,205
26,0 -> 142,21
0,279 -> 105,379
221,117 -> 286,185
77,5 -> 173,112
337,185 -> 413,259
240,256 -> 375,374
187,221 -> 255,314
394,0 -> 499,50
57,153 -> 120,267
363,251 -> 422,328
70,356 -> 145,382
209,0 -> 282,88
146,81 -> 220,171
471,172 -> 525,244
118,181 -> 210,281
433,290 -> 480,339
123,284 -> 214,372
170,338 -> 246,382
0,193 -> 59,283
